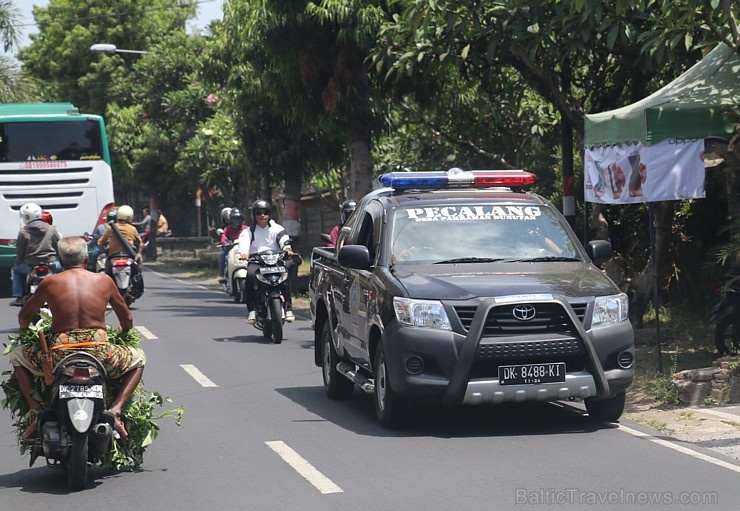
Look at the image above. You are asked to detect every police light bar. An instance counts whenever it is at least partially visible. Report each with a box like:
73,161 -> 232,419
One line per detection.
377,168 -> 536,190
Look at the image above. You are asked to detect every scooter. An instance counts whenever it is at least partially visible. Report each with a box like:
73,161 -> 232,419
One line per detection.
220,240 -> 248,303
249,249 -> 290,344
710,274 -> 740,356
24,263 -> 57,302
108,253 -> 144,305
22,350 -> 116,491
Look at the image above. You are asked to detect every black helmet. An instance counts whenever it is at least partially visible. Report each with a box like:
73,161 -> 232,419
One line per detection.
340,200 -> 357,224
230,208 -> 243,226
251,200 -> 271,221
107,208 -> 118,223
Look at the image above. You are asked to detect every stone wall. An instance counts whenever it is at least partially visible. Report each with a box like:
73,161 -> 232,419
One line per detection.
673,357 -> 740,406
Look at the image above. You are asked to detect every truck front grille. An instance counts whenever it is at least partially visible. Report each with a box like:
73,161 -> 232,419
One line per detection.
454,302 -> 587,336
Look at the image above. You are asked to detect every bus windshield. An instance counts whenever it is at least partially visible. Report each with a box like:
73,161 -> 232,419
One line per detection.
0,121 -> 104,162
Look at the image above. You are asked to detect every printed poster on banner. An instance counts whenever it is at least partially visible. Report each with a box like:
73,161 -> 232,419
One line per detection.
583,139 -> 705,204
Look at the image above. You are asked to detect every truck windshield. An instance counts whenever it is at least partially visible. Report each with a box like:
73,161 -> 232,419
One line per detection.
389,204 -> 578,264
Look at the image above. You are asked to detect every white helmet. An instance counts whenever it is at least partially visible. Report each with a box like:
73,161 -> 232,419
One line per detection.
220,207 -> 232,225
20,203 -> 43,224
117,205 -> 134,222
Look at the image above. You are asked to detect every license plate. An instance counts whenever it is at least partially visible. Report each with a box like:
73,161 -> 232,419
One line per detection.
59,384 -> 104,399
260,266 -> 286,274
498,362 -> 566,386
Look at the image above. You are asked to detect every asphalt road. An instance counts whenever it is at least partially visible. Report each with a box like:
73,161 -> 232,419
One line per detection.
1,268 -> 739,510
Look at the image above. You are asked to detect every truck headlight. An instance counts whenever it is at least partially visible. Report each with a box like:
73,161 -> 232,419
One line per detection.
393,297 -> 451,330
592,293 -> 629,325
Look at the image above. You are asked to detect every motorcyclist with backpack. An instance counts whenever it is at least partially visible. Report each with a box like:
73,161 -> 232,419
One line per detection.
238,200 -> 295,324
97,205 -> 143,290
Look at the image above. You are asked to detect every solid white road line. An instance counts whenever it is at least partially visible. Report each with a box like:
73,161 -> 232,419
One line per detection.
180,364 -> 219,387
265,440 -> 343,494
135,325 -> 158,339
618,424 -> 740,473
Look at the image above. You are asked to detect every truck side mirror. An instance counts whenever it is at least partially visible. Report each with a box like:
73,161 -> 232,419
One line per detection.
338,245 -> 371,271
587,240 -> 613,266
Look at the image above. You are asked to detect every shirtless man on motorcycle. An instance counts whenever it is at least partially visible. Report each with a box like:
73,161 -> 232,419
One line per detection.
10,237 -> 146,441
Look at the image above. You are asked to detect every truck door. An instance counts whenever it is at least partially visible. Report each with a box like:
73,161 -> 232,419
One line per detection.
341,202 -> 383,367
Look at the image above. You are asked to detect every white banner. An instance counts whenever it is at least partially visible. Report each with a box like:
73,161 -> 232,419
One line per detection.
584,139 -> 705,204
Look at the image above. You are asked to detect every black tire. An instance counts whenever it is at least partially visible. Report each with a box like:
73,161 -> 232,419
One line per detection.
374,342 -> 408,429
585,391 -> 626,423
322,321 -> 353,399
714,314 -> 740,356
67,431 -> 88,491
233,278 -> 244,303
269,297 -> 283,344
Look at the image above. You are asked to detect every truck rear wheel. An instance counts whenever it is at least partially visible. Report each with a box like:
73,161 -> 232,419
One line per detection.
585,391 -> 626,423
374,342 -> 408,429
322,321 -> 353,399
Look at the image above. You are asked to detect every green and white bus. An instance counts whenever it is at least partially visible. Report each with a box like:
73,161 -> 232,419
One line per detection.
0,103 -> 116,295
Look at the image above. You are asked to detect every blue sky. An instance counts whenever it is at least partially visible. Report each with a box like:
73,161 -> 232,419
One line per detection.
9,0 -> 223,56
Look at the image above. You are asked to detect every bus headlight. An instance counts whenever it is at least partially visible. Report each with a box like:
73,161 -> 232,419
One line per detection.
393,297 -> 451,330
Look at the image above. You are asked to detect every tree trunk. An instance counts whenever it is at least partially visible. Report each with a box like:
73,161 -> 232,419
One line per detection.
589,203 -> 611,242
348,122 -> 373,200
282,166 -> 302,239
629,201 -> 674,327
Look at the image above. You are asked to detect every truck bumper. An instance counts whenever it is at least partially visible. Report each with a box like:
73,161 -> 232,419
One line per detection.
382,300 -> 634,406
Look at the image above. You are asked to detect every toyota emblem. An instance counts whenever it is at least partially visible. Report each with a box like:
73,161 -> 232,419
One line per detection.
512,304 -> 536,321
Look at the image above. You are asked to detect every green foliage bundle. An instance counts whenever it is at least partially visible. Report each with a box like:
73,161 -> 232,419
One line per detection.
1,315 -> 183,471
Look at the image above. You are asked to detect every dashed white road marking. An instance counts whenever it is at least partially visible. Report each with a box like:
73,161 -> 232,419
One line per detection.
135,325 -> 158,339
265,440 -> 343,494
618,424 -> 740,473
180,364 -> 219,387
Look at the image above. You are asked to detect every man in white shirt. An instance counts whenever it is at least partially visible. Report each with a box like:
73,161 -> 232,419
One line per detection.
238,200 -> 295,324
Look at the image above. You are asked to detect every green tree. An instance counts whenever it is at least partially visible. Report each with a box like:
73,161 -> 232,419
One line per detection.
374,0 -> 739,322
18,0 -> 195,114
0,0 -> 33,102
105,31 -> 216,235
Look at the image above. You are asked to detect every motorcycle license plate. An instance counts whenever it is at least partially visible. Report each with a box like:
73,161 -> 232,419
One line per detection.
59,384 -> 104,399
498,362 -> 566,386
261,266 -> 286,274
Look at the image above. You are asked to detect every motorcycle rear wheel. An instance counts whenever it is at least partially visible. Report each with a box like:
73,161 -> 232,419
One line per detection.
269,297 -> 283,344
67,431 -> 88,491
715,314 -> 740,356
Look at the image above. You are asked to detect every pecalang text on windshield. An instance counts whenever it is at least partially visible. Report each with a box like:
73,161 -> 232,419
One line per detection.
406,205 -> 543,222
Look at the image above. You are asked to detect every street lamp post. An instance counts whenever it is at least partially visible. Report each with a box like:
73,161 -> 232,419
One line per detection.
90,42 -> 159,258
89,43 -> 148,55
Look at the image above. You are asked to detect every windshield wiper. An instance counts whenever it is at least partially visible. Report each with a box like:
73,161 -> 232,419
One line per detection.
513,256 -> 581,262
434,257 -> 507,264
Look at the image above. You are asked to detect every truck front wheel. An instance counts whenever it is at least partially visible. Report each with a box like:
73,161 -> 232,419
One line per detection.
374,342 -> 408,429
322,322 -> 353,399
585,391 -> 626,423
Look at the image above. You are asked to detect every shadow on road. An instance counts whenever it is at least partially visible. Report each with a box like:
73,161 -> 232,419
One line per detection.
276,385 -> 615,439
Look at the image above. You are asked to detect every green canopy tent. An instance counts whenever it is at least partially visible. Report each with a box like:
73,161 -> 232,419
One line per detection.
585,42 -> 739,146
583,42 -> 739,370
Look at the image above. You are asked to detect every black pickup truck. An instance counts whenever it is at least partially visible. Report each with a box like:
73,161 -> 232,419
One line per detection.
310,169 -> 634,428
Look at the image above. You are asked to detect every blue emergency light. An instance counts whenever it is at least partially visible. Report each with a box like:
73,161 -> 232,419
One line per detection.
377,168 -> 537,190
